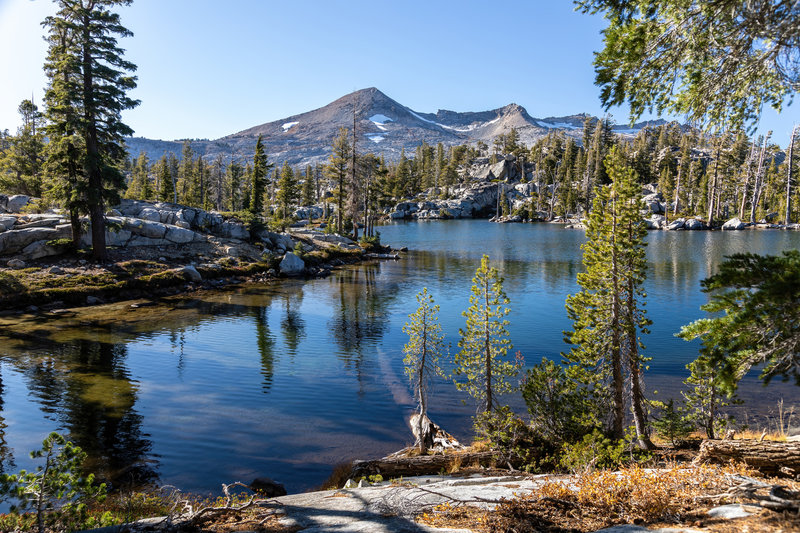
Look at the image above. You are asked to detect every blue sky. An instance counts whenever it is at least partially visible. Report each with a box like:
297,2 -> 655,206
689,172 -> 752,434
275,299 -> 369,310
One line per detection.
0,0 -> 796,144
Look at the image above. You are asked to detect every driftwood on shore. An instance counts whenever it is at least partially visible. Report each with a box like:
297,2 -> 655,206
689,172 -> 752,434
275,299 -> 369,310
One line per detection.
697,439 -> 800,476
350,451 -> 497,479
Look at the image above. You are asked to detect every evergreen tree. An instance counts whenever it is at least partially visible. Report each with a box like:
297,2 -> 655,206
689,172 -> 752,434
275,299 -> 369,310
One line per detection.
326,127 -> 350,233
275,161 -> 298,223
0,100 -> 45,196
301,164 -> 315,207
564,146 -> 653,448
402,288 -> 445,453
42,0 -> 139,261
125,151 -> 150,200
453,254 -> 520,414
156,154 -> 173,202
177,141 -> 195,205
225,158 -> 243,211
249,135 -> 271,215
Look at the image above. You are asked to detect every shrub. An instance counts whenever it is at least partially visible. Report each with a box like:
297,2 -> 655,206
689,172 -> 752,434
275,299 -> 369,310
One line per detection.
473,406 -> 555,471
651,399 -> 694,446
522,357 -> 601,444
0,432 -> 106,533
559,430 -> 626,474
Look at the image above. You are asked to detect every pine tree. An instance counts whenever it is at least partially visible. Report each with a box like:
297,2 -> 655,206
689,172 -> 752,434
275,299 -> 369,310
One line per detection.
402,288 -> 445,453
0,100 -> 45,196
564,146 -> 653,448
275,161 -> 298,224
325,127 -> 350,234
453,255 -> 520,414
301,164 -> 315,207
249,135 -> 271,216
42,0 -> 139,261
156,154 -> 173,202
125,151 -> 150,200
226,158 -> 243,211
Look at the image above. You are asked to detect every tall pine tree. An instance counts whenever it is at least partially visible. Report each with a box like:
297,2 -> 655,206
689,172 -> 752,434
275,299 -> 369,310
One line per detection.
43,0 -> 139,261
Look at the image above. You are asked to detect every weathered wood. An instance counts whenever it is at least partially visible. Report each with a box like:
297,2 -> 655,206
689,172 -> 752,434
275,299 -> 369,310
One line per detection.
350,451 -> 497,478
697,439 -> 800,476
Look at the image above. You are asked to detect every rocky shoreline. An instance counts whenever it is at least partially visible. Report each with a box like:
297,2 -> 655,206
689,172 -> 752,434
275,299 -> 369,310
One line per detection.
0,195 -> 396,313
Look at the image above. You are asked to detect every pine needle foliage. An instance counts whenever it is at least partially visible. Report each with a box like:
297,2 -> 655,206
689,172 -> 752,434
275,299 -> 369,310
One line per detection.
564,146 -> 653,448
453,254 -> 520,414
402,288 -> 446,453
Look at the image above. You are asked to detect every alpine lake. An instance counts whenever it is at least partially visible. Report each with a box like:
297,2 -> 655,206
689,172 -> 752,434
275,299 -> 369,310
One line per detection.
0,220 -> 799,496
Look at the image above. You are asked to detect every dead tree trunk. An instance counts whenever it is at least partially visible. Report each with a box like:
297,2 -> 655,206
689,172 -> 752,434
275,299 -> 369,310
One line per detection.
350,451 -> 497,479
697,439 -> 800,476
786,125 -> 798,225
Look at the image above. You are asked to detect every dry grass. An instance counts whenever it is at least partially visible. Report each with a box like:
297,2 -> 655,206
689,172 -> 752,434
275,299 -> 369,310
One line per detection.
418,463 -> 800,533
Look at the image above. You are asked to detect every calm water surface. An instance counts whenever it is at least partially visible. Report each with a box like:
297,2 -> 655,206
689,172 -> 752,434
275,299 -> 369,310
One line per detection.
0,220 -> 799,495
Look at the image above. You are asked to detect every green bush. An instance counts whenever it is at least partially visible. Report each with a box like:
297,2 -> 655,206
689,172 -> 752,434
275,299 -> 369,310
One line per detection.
651,399 -> 694,446
559,429 -> 627,474
0,432 -> 107,533
522,358 -> 601,444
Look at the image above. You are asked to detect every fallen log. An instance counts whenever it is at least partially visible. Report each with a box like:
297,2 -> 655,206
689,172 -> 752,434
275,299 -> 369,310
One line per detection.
696,439 -> 800,476
350,451 -> 497,479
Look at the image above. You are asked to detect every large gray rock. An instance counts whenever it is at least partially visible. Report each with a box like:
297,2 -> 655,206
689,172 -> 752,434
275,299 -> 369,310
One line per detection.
489,160 -> 507,180
665,218 -> 685,231
21,240 -> 67,260
80,228 -> 131,248
0,216 -> 15,230
14,217 -> 65,230
216,221 -> 249,240
6,195 -> 31,213
7,258 -> 26,269
259,230 -> 296,251
122,218 -> 168,239
180,265 -> 202,282
683,218 -> 705,230
138,207 -> 161,222
279,252 -> 305,276
645,214 -> 666,229
127,236 -> 171,247
722,217 -> 747,230
0,227 -> 69,256
165,225 -> 197,244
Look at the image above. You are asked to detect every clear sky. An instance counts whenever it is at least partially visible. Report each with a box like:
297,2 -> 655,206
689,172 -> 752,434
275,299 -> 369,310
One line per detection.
0,0 -> 796,144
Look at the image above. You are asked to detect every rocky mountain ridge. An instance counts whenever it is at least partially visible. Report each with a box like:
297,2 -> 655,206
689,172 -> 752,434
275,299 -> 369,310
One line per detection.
125,87 -> 667,168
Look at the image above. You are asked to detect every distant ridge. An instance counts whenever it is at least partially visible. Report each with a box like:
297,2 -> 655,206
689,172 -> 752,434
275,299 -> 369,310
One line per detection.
125,87 -> 668,167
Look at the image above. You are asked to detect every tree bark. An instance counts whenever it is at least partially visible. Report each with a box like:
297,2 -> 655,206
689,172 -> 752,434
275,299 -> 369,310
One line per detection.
350,451 -> 497,479
786,125 -> 798,225
697,439 -> 800,476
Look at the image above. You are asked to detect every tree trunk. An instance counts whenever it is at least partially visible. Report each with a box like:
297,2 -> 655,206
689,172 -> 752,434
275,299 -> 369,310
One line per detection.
350,451 -> 497,479
83,21 -> 106,261
786,125 -> 798,225
697,439 -> 800,476
750,133 -> 771,224
610,197 -> 624,440
707,144 -> 720,227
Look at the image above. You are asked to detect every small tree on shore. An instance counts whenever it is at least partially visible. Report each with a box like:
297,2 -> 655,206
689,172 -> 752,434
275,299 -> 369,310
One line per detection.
402,288 -> 445,453
0,432 -> 106,533
453,254 -> 520,415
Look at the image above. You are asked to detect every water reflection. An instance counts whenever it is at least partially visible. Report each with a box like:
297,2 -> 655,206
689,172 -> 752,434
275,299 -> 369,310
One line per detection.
0,221 -> 797,496
329,266 -> 395,376
13,340 -> 157,488
0,362 -> 13,474
254,306 -> 276,391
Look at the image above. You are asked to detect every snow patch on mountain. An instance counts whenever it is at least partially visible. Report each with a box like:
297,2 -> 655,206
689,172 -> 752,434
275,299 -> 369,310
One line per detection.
282,121 -> 299,131
366,134 -> 385,143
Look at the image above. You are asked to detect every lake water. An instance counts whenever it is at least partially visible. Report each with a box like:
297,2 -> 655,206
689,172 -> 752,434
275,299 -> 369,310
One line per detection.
0,220 -> 798,495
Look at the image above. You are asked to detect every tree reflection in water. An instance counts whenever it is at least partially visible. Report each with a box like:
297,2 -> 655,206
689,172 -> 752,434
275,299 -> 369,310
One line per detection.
16,340 -> 158,489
